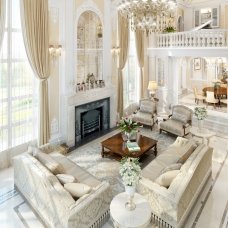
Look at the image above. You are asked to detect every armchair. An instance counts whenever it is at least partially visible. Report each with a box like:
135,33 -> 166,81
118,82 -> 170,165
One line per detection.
160,105 -> 193,137
132,99 -> 157,130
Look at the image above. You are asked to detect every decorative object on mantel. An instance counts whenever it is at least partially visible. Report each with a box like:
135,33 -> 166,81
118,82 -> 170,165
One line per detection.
119,157 -> 141,211
76,79 -> 105,93
117,117 -> 142,142
116,0 -> 176,35
194,106 -> 207,133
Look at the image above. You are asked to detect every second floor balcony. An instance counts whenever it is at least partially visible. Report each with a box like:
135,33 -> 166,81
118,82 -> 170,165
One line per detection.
155,29 -> 228,48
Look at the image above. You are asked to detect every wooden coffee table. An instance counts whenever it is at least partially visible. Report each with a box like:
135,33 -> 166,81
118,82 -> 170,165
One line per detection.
101,133 -> 157,159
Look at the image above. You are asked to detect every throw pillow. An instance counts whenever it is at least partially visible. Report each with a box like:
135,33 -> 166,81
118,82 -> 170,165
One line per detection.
56,174 -> 76,185
177,141 -> 197,163
64,183 -> 91,198
172,137 -> 189,147
161,163 -> 182,174
36,151 -> 65,175
155,170 -> 180,188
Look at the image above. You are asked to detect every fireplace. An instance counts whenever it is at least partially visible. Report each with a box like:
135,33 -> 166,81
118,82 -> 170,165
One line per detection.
75,98 -> 110,144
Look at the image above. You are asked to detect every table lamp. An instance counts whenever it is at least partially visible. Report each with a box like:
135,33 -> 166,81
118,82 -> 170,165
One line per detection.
148,81 -> 158,100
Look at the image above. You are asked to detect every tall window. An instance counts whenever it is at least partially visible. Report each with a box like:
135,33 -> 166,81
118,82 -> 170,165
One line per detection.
0,0 -> 37,152
123,30 -> 139,108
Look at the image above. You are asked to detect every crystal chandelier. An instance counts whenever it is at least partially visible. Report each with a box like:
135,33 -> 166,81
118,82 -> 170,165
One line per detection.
117,0 -> 177,35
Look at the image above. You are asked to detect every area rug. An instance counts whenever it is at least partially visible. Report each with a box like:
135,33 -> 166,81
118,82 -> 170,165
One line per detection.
67,127 -> 176,196
1,128 -> 228,228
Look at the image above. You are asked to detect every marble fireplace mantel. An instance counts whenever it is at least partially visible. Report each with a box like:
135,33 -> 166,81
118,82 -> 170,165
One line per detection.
62,86 -> 117,147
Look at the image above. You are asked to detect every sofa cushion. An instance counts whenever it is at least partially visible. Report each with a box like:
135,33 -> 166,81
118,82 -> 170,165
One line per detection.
155,170 -> 180,188
56,174 -> 76,185
66,165 -> 101,188
170,137 -> 189,147
177,141 -> 197,163
64,183 -> 91,198
161,163 -> 182,174
180,144 -> 205,172
50,153 -> 101,188
35,151 -> 64,175
156,151 -> 181,166
142,160 -> 166,181
50,152 -> 76,171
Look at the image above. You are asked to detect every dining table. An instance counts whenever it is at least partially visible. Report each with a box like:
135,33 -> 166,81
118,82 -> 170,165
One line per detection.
203,86 -> 227,99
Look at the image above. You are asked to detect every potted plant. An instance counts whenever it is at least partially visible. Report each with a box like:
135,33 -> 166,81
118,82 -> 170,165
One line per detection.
163,26 -> 176,33
194,106 -> 207,132
117,117 -> 142,142
119,157 -> 141,210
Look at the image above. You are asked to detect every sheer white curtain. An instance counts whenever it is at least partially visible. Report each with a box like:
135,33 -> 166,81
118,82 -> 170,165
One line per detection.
0,0 -> 6,49
0,0 -> 37,152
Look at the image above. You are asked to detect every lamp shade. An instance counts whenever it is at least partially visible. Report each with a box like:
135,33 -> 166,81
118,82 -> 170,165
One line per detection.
148,81 -> 157,91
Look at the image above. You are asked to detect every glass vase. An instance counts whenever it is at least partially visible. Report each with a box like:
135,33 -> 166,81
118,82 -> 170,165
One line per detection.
197,120 -> 204,133
125,132 -> 131,143
125,185 -> 136,211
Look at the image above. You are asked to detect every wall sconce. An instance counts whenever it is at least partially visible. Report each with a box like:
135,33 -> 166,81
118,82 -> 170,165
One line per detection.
111,46 -> 120,55
49,44 -> 62,57
97,24 -> 103,38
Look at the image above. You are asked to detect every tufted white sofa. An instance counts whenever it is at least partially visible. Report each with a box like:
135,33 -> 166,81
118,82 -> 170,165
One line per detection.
13,145 -> 112,228
137,137 -> 213,228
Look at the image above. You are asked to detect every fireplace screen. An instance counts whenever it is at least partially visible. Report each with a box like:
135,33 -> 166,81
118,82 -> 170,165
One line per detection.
75,98 -> 110,144
81,109 -> 101,138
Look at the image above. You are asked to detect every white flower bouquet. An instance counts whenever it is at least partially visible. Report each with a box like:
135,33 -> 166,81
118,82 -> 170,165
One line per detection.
194,106 -> 207,120
119,157 -> 141,187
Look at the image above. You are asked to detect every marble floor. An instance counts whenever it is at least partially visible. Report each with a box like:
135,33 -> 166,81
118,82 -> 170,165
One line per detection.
0,133 -> 228,228
179,92 -> 228,114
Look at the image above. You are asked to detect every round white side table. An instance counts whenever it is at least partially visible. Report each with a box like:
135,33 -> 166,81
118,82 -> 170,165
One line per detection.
110,192 -> 151,228
190,126 -> 215,146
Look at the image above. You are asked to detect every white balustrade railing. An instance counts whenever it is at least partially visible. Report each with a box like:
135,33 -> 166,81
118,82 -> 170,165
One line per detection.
156,29 -> 228,48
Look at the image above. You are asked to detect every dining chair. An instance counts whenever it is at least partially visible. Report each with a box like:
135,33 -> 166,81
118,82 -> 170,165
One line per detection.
194,88 -> 206,104
206,91 -> 219,108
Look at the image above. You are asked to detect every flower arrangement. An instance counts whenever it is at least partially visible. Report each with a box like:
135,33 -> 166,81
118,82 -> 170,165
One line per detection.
118,117 -> 141,133
194,107 -> 207,120
119,157 -> 141,187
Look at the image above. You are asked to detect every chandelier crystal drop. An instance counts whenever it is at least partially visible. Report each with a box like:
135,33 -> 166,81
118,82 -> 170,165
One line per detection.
117,0 -> 177,35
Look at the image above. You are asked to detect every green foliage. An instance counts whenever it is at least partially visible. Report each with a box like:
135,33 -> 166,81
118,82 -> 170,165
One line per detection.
117,117 -> 141,133
163,26 -> 176,33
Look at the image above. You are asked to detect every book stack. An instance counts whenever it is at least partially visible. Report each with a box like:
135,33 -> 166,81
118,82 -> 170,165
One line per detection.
127,142 -> 141,152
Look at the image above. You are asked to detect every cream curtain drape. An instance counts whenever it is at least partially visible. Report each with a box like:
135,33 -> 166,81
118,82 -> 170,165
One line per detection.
0,0 -> 6,49
20,0 -> 50,146
135,29 -> 145,99
117,13 -> 129,118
